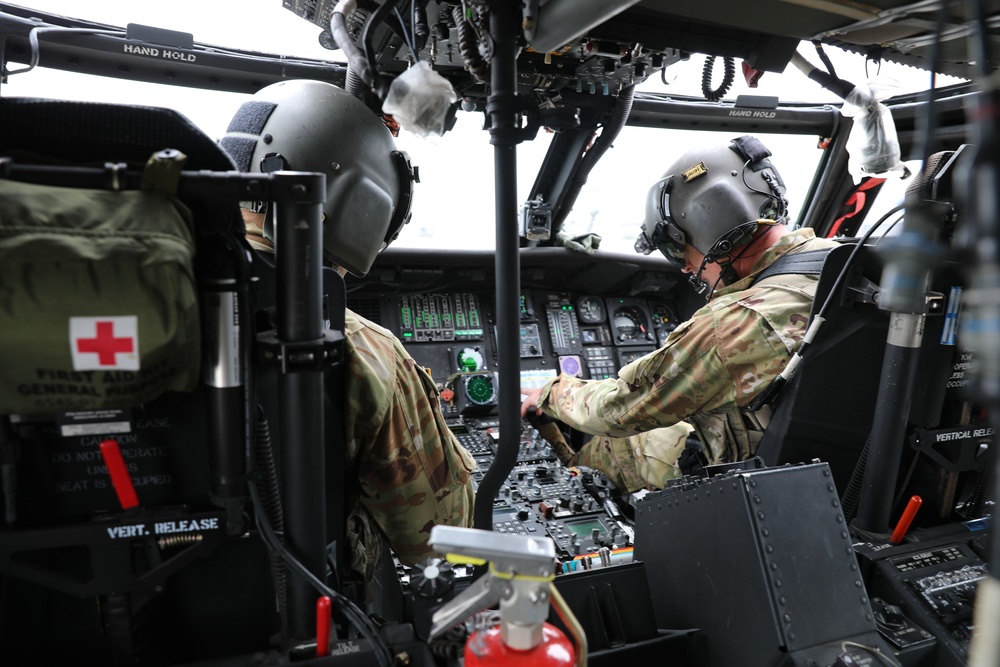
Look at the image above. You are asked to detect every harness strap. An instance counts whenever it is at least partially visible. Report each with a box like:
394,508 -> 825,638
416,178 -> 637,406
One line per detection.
750,247 -> 833,287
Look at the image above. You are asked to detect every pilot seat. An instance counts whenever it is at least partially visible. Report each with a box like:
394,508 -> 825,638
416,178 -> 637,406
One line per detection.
0,97 -> 364,665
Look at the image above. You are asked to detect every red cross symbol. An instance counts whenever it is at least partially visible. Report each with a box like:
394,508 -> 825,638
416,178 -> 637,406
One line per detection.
75,321 -> 135,366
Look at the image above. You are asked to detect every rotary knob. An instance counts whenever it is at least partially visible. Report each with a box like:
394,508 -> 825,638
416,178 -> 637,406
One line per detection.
409,557 -> 456,599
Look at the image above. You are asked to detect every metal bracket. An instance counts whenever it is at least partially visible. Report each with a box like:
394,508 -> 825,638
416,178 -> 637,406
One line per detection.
842,263 -> 945,316
429,568 -> 507,640
924,291 -> 945,315
426,525 -> 557,649
0,507 -> 230,597
843,272 -> 881,306
256,328 -> 345,374
483,93 -> 580,145
910,424 -> 993,473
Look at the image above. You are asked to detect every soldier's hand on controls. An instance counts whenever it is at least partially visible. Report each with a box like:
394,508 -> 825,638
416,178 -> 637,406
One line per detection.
520,387 -> 543,419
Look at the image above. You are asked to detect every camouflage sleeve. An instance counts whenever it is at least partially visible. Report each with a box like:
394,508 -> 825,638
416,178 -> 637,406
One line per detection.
537,310 -> 735,436
348,325 -> 475,567
537,295 -> 799,437
571,422 -> 695,492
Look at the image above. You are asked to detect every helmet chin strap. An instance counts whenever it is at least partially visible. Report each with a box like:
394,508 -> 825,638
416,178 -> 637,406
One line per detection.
689,252 -> 722,298
690,219 -> 765,299
689,254 -> 739,299
688,271 -> 711,297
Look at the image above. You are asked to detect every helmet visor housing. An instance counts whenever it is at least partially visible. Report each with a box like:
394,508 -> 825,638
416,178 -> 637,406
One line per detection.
636,176 -> 687,269
635,135 -> 787,270
221,79 -> 415,276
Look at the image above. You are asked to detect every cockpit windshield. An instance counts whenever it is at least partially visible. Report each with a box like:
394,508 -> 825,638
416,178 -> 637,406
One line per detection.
2,2 -> 997,666
2,0 -> 965,253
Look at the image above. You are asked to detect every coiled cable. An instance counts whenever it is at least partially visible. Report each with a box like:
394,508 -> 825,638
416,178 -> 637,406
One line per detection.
701,55 -> 735,102
453,5 -> 489,83
254,408 -> 289,632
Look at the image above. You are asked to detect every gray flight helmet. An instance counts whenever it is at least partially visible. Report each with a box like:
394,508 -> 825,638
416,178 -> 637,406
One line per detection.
635,135 -> 787,271
220,79 -> 416,276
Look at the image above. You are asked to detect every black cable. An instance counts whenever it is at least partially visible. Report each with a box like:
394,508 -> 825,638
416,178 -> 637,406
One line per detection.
790,52 -> 856,100
812,41 -> 838,80
840,435 -> 871,521
690,218 -> 764,296
253,408 -> 289,632
361,0 -> 407,97
331,6 -> 377,94
392,5 -> 418,58
247,481 -> 393,667
701,55 -> 735,102
233,231 -> 301,633
412,0 -> 418,57
865,54 -> 882,79
553,84 -> 636,230
909,2 -> 949,164
872,210 -> 906,243
739,159 -> 788,221
814,203 -> 905,321
452,4 -> 490,83
963,448 -> 993,519
412,0 -> 429,52
748,203 -> 905,411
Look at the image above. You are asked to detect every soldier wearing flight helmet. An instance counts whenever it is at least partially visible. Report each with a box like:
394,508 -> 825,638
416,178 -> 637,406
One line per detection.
221,80 -> 475,590
522,135 -> 837,491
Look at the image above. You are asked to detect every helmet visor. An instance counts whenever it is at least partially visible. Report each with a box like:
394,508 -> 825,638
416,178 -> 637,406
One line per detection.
654,232 -> 687,267
637,175 -> 687,268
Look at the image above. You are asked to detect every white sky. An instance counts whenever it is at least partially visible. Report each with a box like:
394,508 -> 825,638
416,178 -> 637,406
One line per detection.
2,1 -> 962,250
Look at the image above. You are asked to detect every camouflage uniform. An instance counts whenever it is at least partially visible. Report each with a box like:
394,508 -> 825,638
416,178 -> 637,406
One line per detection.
244,215 -> 475,580
343,310 -> 476,577
538,229 -> 837,491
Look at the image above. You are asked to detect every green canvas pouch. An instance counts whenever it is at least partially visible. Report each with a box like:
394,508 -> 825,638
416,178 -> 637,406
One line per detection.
0,178 -> 200,413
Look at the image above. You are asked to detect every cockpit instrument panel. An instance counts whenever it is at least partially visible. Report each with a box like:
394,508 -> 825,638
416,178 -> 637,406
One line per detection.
576,295 -> 606,324
457,346 -> 486,372
545,298 -> 582,355
354,280 -> 685,399
618,348 -> 656,367
399,293 -> 484,343
462,373 -> 497,407
519,323 -> 544,358
650,301 -> 679,346
606,298 -> 656,346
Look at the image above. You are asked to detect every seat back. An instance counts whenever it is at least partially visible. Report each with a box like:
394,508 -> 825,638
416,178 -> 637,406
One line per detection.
756,243 -> 890,486
757,235 -> 971,520
0,98 -> 288,664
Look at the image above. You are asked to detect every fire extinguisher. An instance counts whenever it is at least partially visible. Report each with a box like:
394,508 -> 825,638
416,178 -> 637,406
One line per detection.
427,525 -> 585,667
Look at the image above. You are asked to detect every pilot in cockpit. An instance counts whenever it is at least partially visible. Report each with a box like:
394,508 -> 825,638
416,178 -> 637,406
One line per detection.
220,79 -> 476,590
522,135 -> 837,492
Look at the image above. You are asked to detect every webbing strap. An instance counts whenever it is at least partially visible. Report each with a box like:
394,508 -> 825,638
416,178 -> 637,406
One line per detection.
750,247 -> 834,287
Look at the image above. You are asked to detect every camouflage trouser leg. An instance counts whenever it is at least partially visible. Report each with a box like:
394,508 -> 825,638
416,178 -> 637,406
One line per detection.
570,422 -> 696,492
